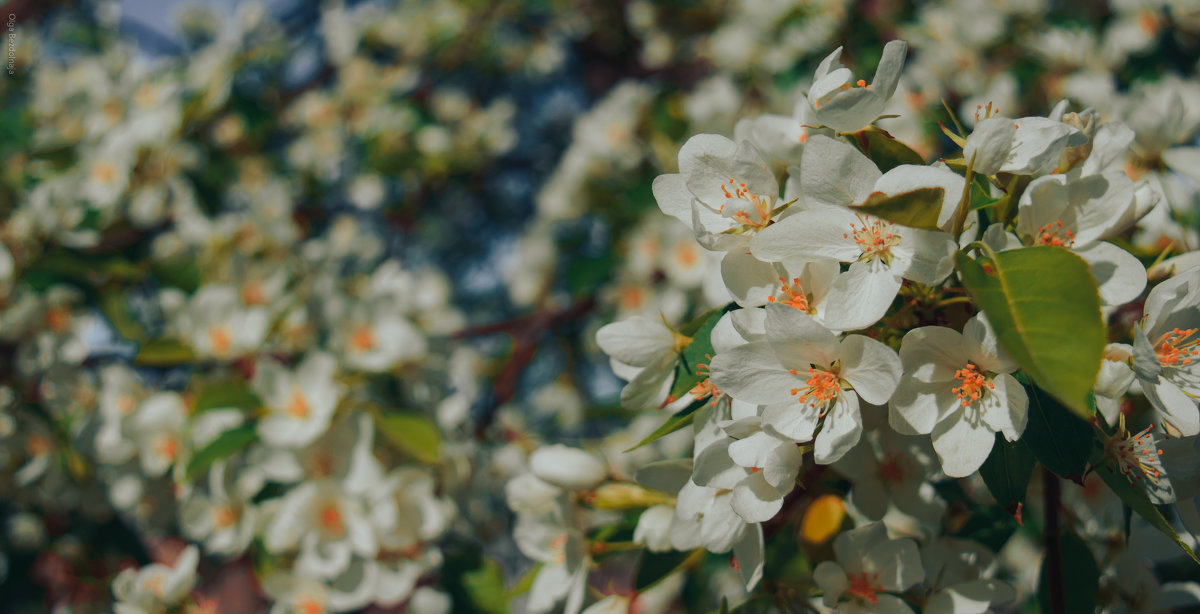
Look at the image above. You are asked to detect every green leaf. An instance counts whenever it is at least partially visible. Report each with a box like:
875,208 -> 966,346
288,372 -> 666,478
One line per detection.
1037,528 -> 1099,614
194,380 -> 261,414
1090,436 -> 1200,566
186,424 -> 257,480
99,291 -> 147,342
624,397 -> 707,452
1019,379 -> 1093,481
134,339 -> 195,366
462,559 -> 509,614
504,563 -> 542,599
955,246 -> 1105,419
669,303 -> 738,401
636,549 -> 704,591
851,187 -> 946,230
853,127 -> 925,172
376,411 -> 443,464
978,433 -> 1035,512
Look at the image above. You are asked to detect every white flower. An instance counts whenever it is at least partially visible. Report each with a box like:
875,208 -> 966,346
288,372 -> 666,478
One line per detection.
1132,268 -> 1200,436
180,285 -> 270,360
962,114 -> 1082,176
596,316 -> 681,410
921,538 -> 1015,614
1095,343 -> 1136,426
530,444 -> 608,491
808,40 -> 908,133
634,505 -> 675,552
112,545 -> 199,614
751,137 -> 958,330
181,461 -> 258,556
691,419 -> 803,523
131,392 -> 189,478
709,305 -> 901,464
331,299 -> 427,372
889,314 -> 1028,478
832,427 -> 945,521
264,572 -> 330,614
813,522 -> 924,613
255,352 -> 344,449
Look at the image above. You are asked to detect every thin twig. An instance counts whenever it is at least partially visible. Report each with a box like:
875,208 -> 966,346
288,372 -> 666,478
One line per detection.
1043,467 -> 1067,614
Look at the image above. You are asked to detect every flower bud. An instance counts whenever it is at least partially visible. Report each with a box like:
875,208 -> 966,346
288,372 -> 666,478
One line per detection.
529,444 -> 607,490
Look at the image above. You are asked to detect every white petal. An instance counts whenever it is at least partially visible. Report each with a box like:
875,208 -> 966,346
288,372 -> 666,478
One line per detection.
596,317 -> 675,367
751,205 -> 863,263
814,393 -> 862,464
819,260 -> 902,331
861,537 -> 925,592
709,343 -> 799,406
731,474 -> 786,523
839,335 -> 902,405
931,408 -> 997,478
798,135 -> 881,208
733,524 -> 765,590
963,117 -> 1016,176
722,249 -> 781,307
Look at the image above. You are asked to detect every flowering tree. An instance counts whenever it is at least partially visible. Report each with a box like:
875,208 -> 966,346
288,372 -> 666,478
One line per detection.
2,1 -> 1200,614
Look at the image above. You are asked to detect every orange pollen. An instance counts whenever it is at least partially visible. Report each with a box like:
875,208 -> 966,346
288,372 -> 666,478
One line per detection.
146,573 -> 166,597
350,326 -> 376,352
788,368 -> 840,412
208,326 -> 233,356
241,282 -> 265,305
286,391 -> 310,419
117,395 -> 138,415
319,503 -> 345,535
847,572 -> 881,605
296,596 -> 326,614
156,435 -> 180,461
767,276 -> 811,312
951,364 -> 993,407
1106,422 -> 1166,485
1035,220 -> 1075,247
1154,328 -> 1200,368
92,161 -> 117,184
212,505 -> 238,529
719,177 -> 774,230
848,216 -> 900,260
27,433 -> 50,456
45,307 -> 71,333
856,79 -> 867,87
674,241 -> 700,268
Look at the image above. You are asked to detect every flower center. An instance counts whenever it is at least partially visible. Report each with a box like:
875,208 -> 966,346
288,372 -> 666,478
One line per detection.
350,325 -> 377,352
208,325 -> 233,357
156,434 -> 180,461
718,178 -> 775,230
319,502 -> 345,536
1035,220 -> 1075,247
845,216 -> 900,263
813,79 -> 871,109
212,505 -> 238,529
689,359 -> 723,405
952,364 -> 993,407
767,276 -> 811,312
296,596 -> 326,614
788,368 -> 840,413
286,390 -> 310,419
1105,419 -> 1165,485
878,455 -> 905,482
847,572 -> 881,605
1154,328 -> 1199,368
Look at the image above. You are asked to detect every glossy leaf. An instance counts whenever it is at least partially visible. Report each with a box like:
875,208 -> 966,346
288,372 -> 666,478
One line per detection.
851,187 -> 945,230
134,339 -> 196,366
462,559 -> 509,614
1019,379 -> 1093,481
668,303 -> 737,401
955,246 -> 1104,419
854,127 -> 925,172
636,549 -> 705,591
186,424 -> 257,480
376,411 -> 443,464
194,380 -> 262,414
978,433 -> 1035,512
624,397 -> 707,452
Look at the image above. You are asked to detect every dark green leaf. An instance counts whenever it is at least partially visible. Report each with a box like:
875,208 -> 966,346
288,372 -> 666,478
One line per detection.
504,563 -> 542,599
186,424 -> 257,480
194,380 -> 261,414
955,246 -> 1105,419
99,292 -> 147,342
978,433 -> 1035,511
1020,379 -> 1093,481
637,549 -> 703,591
376,411 -> 443,464
134,339 -> 195,366
462,559 -> 509,614
854,127 -> 925,172
625,397 -> 707,452
851,187 -> 946,230
1037,529 -> 1099,614
669,303 -> 738,401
